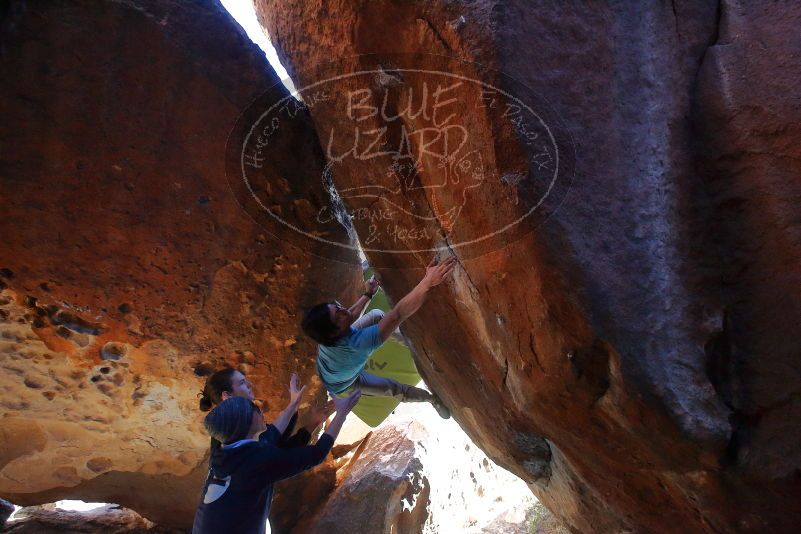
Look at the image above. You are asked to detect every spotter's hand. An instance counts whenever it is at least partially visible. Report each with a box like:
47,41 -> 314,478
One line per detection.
288,373 -> 307,406
334,389 -> 362,414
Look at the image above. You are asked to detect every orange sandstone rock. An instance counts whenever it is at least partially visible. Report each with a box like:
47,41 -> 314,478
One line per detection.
0,0 -> 359,529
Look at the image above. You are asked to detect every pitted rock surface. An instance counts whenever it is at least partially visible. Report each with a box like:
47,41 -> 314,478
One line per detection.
0,0 -> 360,529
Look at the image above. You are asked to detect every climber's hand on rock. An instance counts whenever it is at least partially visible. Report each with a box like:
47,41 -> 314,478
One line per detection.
334,389 -> 361,415
364,275 -> 380,296
423,256 -> 457,288
288,373 -> 306,406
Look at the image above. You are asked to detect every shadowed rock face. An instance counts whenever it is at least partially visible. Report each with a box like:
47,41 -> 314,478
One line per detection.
0,0 -> 359,529
256,0 -> 801,532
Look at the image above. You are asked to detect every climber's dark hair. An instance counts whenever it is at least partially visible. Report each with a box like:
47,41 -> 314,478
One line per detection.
199,367 -> 238,412
301,302 -> 340,346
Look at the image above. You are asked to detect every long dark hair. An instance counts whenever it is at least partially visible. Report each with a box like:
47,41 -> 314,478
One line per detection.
301,302 -> 340,346
199,367 -> 237,412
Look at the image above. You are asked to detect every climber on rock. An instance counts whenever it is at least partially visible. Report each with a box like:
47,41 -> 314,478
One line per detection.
199,368 -> 334,451
301,256 -> 457,419
192,390 -> 360,534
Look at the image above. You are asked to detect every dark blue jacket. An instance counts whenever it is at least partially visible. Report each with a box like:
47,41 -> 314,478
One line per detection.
192,425 -> 333,534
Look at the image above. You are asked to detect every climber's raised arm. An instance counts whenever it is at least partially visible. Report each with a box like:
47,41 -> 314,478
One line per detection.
347,275 -> 380,318
300,255 -> 456,420
377,256 -> 456,342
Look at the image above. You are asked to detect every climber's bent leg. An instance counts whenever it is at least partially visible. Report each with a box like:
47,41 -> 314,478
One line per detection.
352,372 -> 432,402
352,308 -> 384,329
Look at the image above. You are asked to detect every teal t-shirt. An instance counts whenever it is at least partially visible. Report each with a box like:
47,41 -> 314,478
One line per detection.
316,324 -> 384,394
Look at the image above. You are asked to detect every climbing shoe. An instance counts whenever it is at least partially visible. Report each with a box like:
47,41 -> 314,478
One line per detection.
430,395 -> 451,419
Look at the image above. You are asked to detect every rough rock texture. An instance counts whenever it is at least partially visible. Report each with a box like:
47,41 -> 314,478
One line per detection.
0,0 -> 359,529
5,503 -> 179,533
300,401 -> 535,534
257,1 -> 801,532
308,423 -> 429,534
